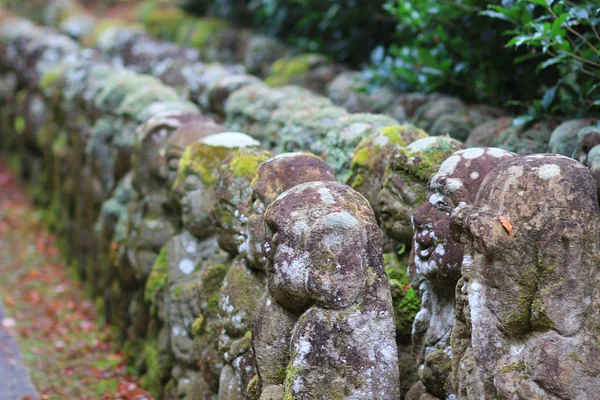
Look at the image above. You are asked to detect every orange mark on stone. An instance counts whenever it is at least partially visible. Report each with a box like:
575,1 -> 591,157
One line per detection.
498,216 -> 512,235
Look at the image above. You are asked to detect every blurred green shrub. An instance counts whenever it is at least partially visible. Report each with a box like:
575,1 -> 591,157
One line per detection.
180,0 -> 397,65
365,0 -> 539,106
482,0 -> 600,116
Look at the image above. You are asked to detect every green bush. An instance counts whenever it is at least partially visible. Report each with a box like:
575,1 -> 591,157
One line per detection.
181,0 -> 397,65
367,0 -> 599,116
482,0 -> 600,116
365,0 -> 540,106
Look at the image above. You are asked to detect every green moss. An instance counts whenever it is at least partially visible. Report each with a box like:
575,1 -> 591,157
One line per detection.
382,125 -> 428,145
384,252 -> 420,339
176,18 -> 226,48
14,116 -> 25,134
144,6 -> 192,40
191,315 -> 205,337
144,246 -> 167,306
246,374 -> 261,399
40,67 -> 64,93
499,362 -> 528,374
266,54 -> 326,87
198,263 -> 229,317
350,173 -> 365,189
504,249 -> 557,334
352,147 -> 373,169
283,365 -> 303,400
140,339 -> 161,397
174,142 -> 232,188
229,153 -> 271,179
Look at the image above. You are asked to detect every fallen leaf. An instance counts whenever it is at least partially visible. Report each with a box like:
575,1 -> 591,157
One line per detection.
4,294 -> 14,307
498,216 -> 512,235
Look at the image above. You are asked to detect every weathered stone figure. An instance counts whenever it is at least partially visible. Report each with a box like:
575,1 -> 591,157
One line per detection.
213,146 -> 272,400
232,152 -> 336,399
378,136 -> 465,244
407,147 -> 515,399
257,181 -> 399,399
450,154 -> 600,399
163,132 -> 261,398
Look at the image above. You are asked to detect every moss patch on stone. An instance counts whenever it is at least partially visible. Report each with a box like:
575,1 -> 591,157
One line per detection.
265,54 -> 327,87
144,246 -> 167,308
176,18 -> 226,49
385,252 -> 420,341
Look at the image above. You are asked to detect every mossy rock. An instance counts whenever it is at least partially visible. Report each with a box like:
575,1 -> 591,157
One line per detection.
176,18 -> 227,49
265,53 -> 329,87
142,5 -> 193,41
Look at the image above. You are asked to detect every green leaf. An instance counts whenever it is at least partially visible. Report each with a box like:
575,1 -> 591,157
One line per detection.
537,55 -> 566,70
524,0 -> 548,7
550,13 -> 567,38
513,114 -> 536,126
480,10 -> 513,22
541,84 -> 558,109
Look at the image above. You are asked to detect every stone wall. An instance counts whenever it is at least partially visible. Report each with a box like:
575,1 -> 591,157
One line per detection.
2,3 -> 600,400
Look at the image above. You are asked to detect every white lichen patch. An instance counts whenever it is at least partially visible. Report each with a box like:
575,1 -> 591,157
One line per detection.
462,148 -> 485,159
487,147 -> 512,158
201,132 -> 260,148
537,164 -> 561,180
293,220 -> 308,236
323,210 -> 359,229
506,165 -> 524,186
372,133 -> 390,147
178,258 -> 195,275
407,136 -> 441,152
432,155 -> 461,181
445,178 -> 464,192
318,186 -> 336,204
429,192 -> 445,206
470,171 -> 479,180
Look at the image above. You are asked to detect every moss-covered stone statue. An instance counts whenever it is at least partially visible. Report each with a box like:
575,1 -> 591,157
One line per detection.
449,154 -> 600,399
161,132 -> 261,399
378,136 -> 465,245
218,152 -> 336,399
407,147 -> 515,399
347,125 -> 428,218
256,181 -> 399,399
213,147 -> 272,400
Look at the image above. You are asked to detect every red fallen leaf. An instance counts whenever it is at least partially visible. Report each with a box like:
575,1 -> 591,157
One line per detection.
25,270 -> 42,280
4,294 -> 14,307
117,382 -> 154,400
24,290 -> 42,304
498,216 -> 512,235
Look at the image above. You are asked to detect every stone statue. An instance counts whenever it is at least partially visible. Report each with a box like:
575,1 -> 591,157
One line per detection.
407,147 -> 515,399
378,136 -> 465,245
162,132 -> 261,399
450,154 -> 600,399
256,181 -> 400,399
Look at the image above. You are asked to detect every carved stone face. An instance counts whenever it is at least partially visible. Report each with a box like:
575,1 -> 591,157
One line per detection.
263,181 -> 381,312
163,117 -> 227,190
378,136 -> 465,244
133,112 -> 203,196
238,153 -> 336,270
214,147 -> 272,255
412,148 -> 515,285
171,132 -> 260,239
348,125 -> 428,216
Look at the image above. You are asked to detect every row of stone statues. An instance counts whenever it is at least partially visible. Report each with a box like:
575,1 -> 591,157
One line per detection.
1,8 -> 600,400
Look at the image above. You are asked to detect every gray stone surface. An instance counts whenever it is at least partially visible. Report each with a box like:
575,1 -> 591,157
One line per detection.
0,305 -> 38,400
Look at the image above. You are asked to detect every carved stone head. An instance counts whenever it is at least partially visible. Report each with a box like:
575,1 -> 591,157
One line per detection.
238,152 -> 335,270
